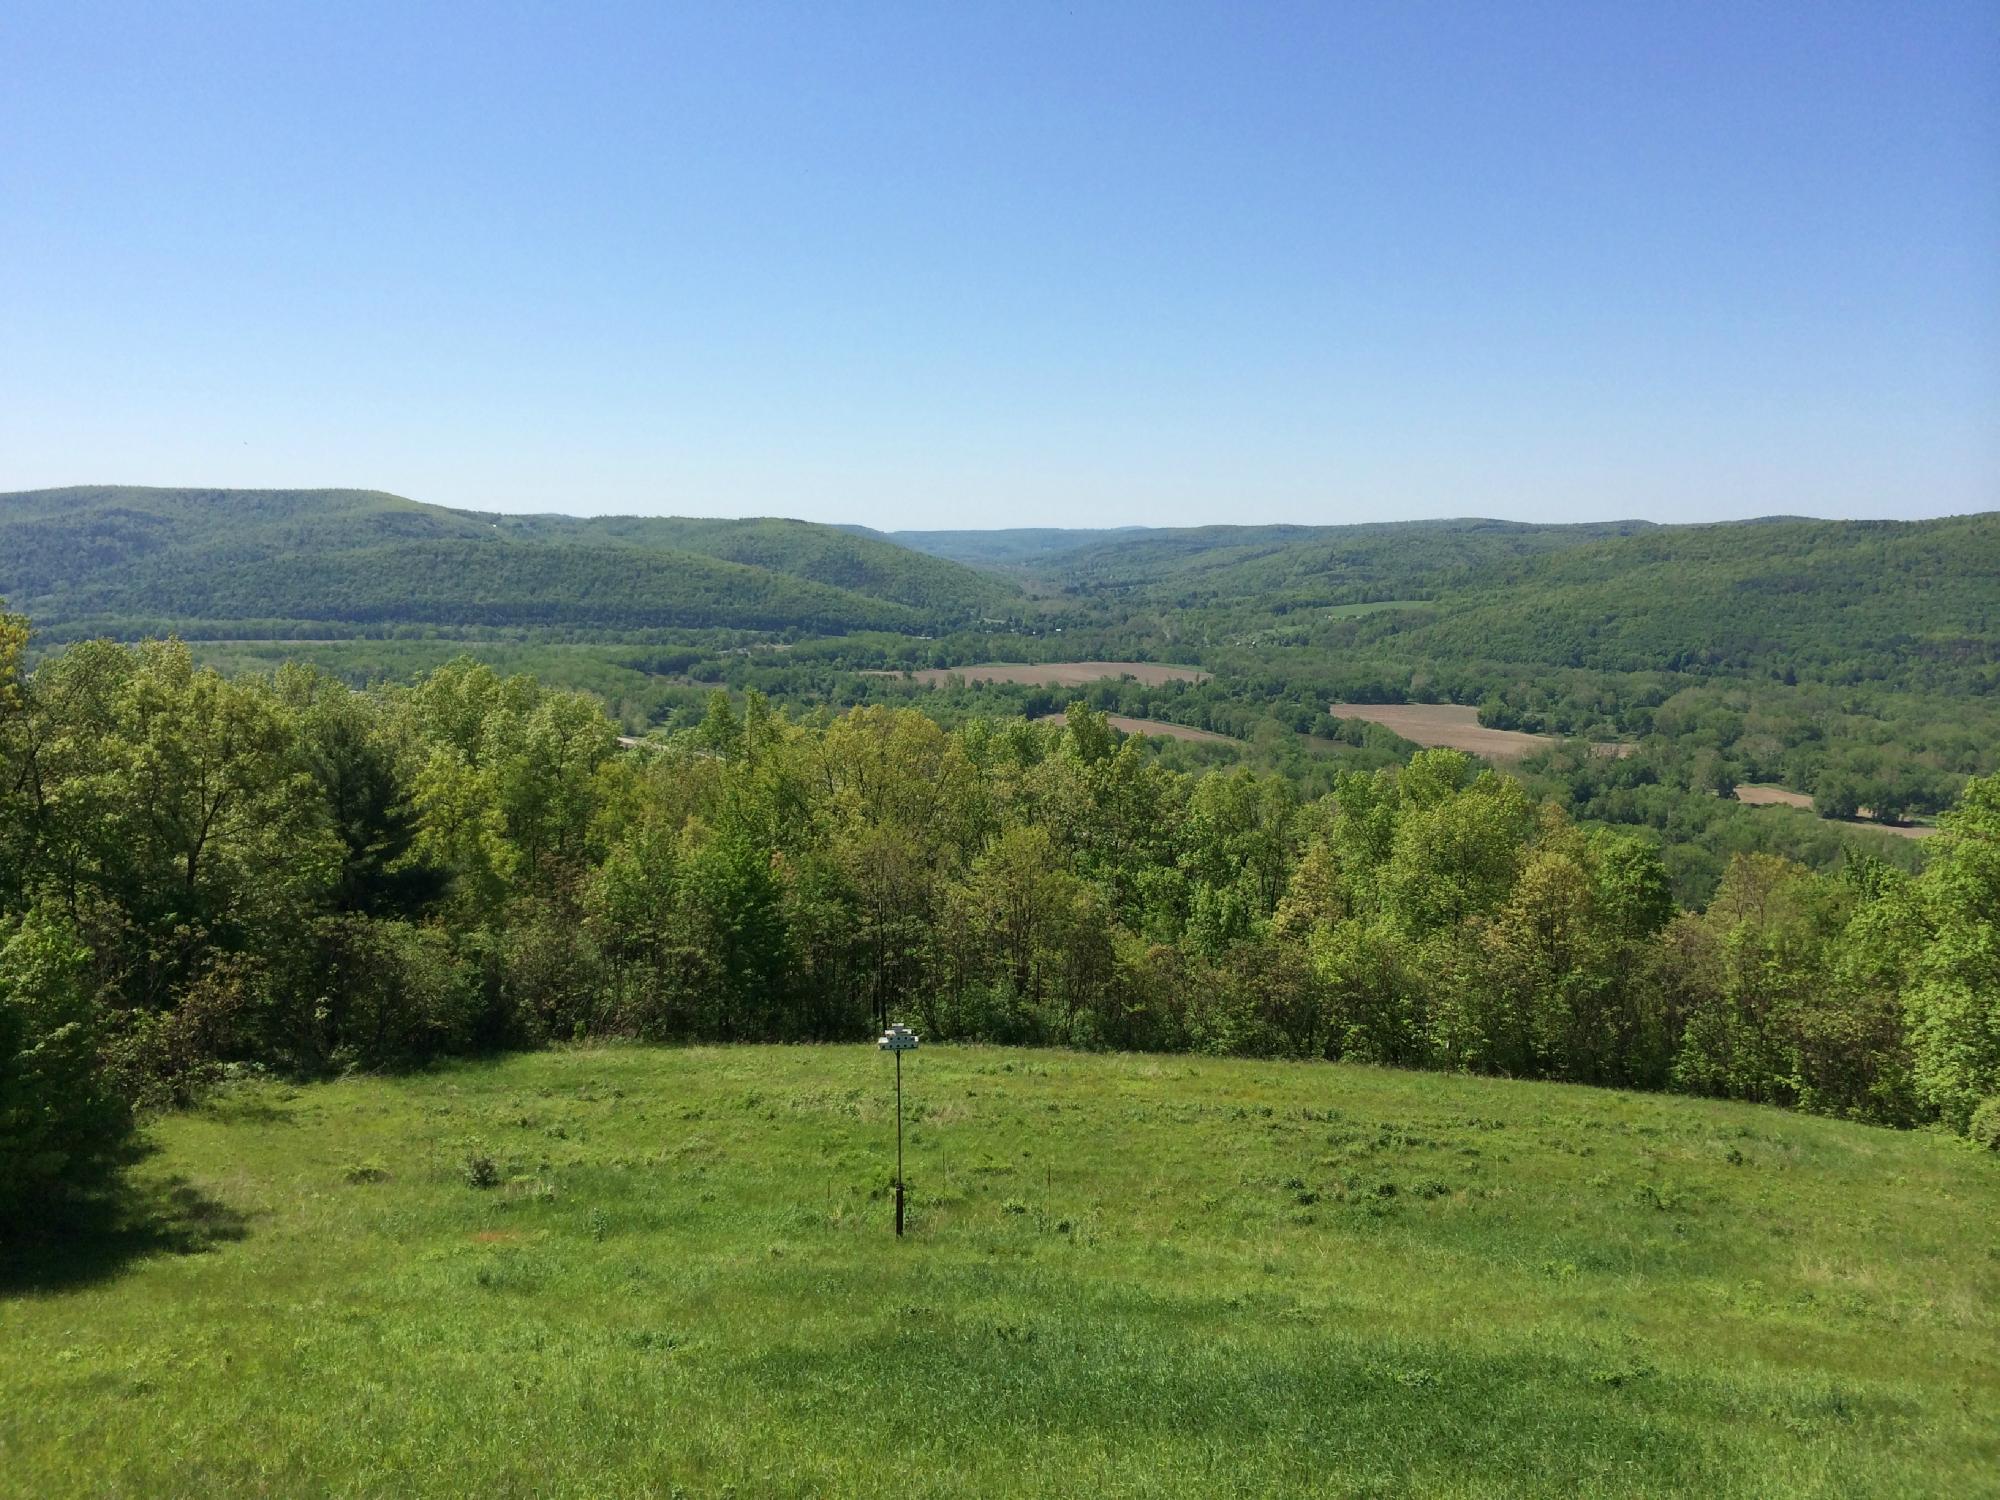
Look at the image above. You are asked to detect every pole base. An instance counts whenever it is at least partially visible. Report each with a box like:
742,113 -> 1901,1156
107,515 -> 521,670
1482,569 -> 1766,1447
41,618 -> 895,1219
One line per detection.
895,1182 -> 905,1237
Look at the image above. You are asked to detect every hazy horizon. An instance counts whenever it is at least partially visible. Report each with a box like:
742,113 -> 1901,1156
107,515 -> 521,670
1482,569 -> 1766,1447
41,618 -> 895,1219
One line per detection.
5,3 -> 1994,530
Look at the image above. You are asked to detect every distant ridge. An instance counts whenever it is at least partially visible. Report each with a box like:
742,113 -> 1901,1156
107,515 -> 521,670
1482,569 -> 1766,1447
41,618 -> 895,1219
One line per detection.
0,486 -> 1023,637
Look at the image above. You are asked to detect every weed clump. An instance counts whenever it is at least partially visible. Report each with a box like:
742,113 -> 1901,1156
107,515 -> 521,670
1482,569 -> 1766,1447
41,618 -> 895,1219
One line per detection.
462,1146 -> 500,1189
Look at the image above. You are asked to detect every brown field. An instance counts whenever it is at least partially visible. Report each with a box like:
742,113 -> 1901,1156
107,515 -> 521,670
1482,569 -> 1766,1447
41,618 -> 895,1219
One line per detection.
1036,712 -> 1240,744
1735,783 -> 1815,809
1735,784 -> 1936,838
868,660 -> 1209,687
1327,702 -> 1556,759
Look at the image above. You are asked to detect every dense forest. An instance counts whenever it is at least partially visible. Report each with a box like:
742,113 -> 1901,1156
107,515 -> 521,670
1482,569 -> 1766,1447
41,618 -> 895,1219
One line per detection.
5,608 -> 1996,1232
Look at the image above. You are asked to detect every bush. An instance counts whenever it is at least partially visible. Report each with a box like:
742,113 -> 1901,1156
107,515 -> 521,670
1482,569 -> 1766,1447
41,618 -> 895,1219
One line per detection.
1969,1097 -> 2000,1153
462,1146 -> 500,1189
102,954 -> 265,1109
310,916 -> 483,1070
0,909 -> 134,1233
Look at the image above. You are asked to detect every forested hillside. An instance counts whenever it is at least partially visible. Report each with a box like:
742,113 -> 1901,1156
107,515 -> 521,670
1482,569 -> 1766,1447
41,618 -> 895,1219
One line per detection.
0,487 -> 1021,638
899,512 -> 2000,698
882,526 -> 1138,569
1387,514 -> 2000,690
898,517 -> 1656,603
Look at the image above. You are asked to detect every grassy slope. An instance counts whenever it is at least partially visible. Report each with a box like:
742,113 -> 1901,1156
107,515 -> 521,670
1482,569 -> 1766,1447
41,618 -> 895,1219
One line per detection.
4,1045 -> 1994,1498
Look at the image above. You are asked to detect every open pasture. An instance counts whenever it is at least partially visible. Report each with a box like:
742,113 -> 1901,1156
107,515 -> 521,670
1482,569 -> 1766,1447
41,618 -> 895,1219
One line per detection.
870,660 -> 1210,687
4,1045 -> 1995,1498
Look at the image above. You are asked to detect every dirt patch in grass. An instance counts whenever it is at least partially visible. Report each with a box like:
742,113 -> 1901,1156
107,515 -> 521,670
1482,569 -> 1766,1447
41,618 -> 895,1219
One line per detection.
869,661 -> 1209,687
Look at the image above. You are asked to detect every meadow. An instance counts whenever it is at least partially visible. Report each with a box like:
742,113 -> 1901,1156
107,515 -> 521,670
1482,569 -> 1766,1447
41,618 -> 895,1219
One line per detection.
5,1045 -> 1996,1498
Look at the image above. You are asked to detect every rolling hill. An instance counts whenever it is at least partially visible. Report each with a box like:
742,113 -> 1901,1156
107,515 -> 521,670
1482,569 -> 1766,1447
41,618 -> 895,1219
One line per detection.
896,511 -> 2000,693
1380,513 -> 2000,687
892,518 -> 1659,602
6,1044 -> 1995,1496
0,487 -> 1024,638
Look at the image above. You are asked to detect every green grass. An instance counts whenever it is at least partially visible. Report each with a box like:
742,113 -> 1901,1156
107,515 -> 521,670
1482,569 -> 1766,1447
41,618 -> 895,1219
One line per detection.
4,1046 -> 1997,1498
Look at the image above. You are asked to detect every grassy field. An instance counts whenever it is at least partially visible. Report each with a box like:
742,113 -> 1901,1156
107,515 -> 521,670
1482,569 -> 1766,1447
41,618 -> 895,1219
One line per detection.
4,1045 -> 1996,1498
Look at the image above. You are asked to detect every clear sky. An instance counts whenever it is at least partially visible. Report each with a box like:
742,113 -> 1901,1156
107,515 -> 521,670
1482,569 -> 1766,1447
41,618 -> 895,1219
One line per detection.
3,2 -> 1994,528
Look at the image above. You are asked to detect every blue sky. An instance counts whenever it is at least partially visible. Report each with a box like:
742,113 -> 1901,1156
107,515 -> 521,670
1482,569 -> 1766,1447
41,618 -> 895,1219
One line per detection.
3,1 -> 1993,528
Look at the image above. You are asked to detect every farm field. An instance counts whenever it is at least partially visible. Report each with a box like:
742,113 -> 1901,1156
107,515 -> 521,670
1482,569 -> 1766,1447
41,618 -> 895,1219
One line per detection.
1735,785 -> 1936,839
4,1045 -> 1996,1499
869,660 -> 1210,687
1734,784 -> 1815,809
1035,711 -> 1240,743
1327,703 -> 1557,759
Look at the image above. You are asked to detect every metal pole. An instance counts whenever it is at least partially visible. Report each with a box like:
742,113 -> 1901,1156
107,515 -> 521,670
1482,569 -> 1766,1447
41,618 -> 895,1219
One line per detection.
894,1047 -> 906,1237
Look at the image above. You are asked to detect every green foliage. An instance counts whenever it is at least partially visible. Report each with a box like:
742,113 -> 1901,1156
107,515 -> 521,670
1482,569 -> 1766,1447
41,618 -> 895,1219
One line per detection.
1968,1097 -> 2000,1153
0,486 -> 1022,638
1901,775 -> 2000,1131
0,611 -> 1995,1139
0,906 -> 132,1228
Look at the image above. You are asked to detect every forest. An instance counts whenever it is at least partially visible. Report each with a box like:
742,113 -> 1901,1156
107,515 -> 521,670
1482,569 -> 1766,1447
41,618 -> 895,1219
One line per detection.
5,605 -> 1997,1234
20,490 -> 1989,913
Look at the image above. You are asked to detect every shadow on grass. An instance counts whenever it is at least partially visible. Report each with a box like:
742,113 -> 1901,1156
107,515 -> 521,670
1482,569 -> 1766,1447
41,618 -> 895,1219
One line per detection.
0,1163 -> 249,1298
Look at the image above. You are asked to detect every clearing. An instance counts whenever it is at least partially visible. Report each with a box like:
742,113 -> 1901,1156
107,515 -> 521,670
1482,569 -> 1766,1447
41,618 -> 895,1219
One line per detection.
869,661 -> 1210,687
1735,784 -> 1816,809
1329,702 -> 1558,759
1035,711 -> 1238,743
3,1045 -> 1994,1498
1735,785 -> 1937,839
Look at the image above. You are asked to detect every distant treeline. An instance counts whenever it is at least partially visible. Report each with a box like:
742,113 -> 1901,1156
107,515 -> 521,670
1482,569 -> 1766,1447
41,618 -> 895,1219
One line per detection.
5,618 -> 1998,1230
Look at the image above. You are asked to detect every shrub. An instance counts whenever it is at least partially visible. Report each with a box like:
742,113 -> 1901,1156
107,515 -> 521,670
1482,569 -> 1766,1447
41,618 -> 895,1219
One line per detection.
310,916 -> 483,1070
461,1146 -> 500,1189
1969,1097 -> 2000,1153
0,909 -> 134,1233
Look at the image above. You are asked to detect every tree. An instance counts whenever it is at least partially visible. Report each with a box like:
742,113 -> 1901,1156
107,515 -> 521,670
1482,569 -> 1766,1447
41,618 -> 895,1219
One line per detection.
1902,773 -> 2000,1131
0,906 -> 132,1231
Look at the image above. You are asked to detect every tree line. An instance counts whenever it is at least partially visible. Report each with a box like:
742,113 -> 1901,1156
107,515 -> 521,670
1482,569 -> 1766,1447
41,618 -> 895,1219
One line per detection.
4,617 -> 1997,1230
